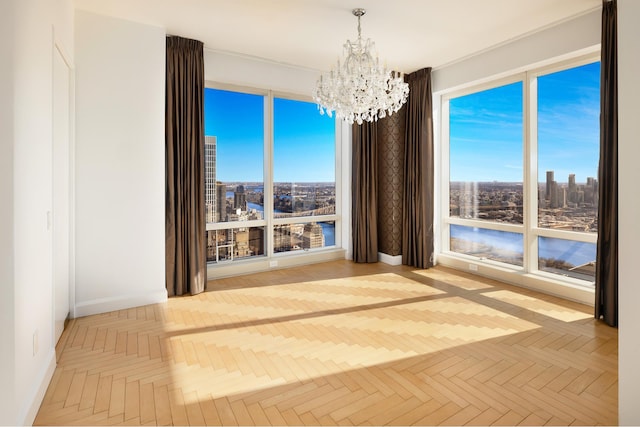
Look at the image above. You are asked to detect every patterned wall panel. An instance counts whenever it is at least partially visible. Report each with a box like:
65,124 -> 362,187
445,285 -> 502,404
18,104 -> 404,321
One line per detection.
377,108 -> 406,257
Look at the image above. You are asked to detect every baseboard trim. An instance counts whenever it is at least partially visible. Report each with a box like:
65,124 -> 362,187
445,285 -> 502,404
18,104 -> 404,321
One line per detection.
19,348 -> 56,426
74,289 -> 168,317
378,252 -> 402,266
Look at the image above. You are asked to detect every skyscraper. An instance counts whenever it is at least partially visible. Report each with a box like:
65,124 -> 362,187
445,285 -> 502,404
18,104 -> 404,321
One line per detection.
546,171 -> 554,200
234,185 -> 247,211
568,173 -> 576,204
216,181 -> 227,222
205,136 -> 217,223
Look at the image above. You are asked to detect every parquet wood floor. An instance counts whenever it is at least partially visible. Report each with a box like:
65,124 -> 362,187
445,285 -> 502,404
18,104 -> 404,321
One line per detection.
35,261 -> 617,425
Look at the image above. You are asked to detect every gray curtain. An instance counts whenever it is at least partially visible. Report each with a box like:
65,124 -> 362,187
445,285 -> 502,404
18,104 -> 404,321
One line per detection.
352,122 -> 379,263
402,68 -> 434,268
165,36 -> 206,296
595,0 -> 618,326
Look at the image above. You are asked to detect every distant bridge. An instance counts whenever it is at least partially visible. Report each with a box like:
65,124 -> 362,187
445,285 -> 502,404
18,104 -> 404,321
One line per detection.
274,206 -> 335,219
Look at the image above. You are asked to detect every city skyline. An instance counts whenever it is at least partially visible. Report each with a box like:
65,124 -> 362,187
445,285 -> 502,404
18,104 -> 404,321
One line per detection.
450,61 -> 600,183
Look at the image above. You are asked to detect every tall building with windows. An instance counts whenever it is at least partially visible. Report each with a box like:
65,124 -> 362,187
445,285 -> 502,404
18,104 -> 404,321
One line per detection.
274,226 -> 293,252
546,170 -> 555,200
216,181 -> 227,222
234,185 -> 247,211
302,222 -> 325,249
205,136 -> 217,223
568,173 -> 577,204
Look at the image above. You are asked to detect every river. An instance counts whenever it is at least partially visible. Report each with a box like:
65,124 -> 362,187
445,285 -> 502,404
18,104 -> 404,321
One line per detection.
450,224 -> 596,266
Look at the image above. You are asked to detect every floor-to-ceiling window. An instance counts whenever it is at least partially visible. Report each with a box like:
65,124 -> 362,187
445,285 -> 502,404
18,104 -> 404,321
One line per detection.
204,85 -> 340,267
441,55 -> 600,287
272,96 -> 337,254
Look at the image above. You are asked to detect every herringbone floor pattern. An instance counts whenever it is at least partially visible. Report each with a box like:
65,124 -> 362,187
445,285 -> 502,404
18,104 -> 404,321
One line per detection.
35,262 -> 617,425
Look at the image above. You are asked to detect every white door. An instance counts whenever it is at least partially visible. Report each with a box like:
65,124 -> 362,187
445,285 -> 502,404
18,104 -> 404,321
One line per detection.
53,45 -> 71,344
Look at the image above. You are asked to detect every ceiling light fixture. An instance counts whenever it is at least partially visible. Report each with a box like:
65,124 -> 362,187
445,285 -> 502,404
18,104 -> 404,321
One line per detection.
314,8 -> 409,125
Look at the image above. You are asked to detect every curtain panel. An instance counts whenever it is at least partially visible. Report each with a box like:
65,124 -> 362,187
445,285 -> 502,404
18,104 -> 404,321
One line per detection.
351,122 -> 379,263
402,68 -> 434,269
595,0 -> 618,327
165,36 -> 207,296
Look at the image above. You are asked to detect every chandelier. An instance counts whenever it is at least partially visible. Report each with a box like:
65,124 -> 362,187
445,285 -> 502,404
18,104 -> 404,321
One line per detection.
314,8 -> 409,125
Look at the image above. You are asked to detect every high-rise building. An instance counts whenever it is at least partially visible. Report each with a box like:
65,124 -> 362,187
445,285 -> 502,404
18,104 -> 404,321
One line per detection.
549,180 -> 559,208
216,181 -> 227,222
568,173 -> 576,204
546,171 -> 554,200
205,136 -> 217,223
302,222 -> 325,249
234,185 -> 247,211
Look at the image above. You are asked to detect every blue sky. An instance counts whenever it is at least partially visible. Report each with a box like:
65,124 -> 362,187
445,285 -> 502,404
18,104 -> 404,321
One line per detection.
204,89 -> 335,182
450,61 -> 600,183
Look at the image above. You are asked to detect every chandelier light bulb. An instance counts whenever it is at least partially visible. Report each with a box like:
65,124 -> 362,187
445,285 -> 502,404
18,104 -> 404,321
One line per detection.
314,8 -> 409,125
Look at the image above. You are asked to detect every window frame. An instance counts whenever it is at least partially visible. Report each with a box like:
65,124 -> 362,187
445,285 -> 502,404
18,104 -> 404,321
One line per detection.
204,82 -> 342,267
439,53 -> 600,289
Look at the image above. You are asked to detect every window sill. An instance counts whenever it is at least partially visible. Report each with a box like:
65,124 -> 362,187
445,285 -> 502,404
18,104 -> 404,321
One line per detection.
436,252 -> 595,306
206,248 -> 347,282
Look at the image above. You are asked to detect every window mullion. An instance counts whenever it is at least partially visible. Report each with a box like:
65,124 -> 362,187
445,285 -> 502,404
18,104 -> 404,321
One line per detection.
524,72 -> 539,275
440,97 -> 451,253
265,92 -> 274,258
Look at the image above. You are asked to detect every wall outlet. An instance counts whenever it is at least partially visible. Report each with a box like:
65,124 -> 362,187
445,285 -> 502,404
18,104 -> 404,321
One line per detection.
469,263 -> 478,272
269,260 -> 278,268
33,330 -> 38,356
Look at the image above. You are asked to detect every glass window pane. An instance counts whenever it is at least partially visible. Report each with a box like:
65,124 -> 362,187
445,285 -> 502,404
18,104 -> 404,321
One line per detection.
206,227 -> 265,263
538,236 -> 596,282
449,82 -> 523,224
204,88 -> 264,224
274,221 -> 335,253
450,224 -> 523,266
273,98 -> 335,218
537,62 -> 600,232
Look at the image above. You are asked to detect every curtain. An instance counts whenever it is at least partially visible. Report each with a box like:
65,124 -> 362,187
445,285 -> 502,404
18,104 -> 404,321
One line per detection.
402,68 -> 434,268
165,36 -> 206,296
352,122 -> 379,263
595,0 -> 618,326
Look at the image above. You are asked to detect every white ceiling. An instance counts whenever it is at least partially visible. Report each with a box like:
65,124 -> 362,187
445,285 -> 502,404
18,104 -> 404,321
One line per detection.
73,0 -> 600,73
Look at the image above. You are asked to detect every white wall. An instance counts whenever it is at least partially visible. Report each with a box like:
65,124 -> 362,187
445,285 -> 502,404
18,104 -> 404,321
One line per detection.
617,1 -> 640,423
74,11 -> 166,316
0,1 -> 16,424
204,50 -> 319,95
432,9 -> 600,93
0,0 -> 74,424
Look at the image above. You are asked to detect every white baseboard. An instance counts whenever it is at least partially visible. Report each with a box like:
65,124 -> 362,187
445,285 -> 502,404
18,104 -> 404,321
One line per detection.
19,348 -> 56,427
74,289 -> 168,317
378,252 -> 402,266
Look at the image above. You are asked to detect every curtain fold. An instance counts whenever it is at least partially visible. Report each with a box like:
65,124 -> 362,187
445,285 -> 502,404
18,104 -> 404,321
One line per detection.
351,122 -> 379,263
165,36 -> 206,296
595,0 -> 618,326
402,68 -> 434,268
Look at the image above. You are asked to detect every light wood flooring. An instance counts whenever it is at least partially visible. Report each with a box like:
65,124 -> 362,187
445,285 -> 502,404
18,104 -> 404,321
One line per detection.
35,261 -> 617,426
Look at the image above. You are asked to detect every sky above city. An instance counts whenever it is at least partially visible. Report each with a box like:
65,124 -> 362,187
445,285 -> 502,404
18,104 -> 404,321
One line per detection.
450,61 -> 600,183
204,88 -> 335,183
